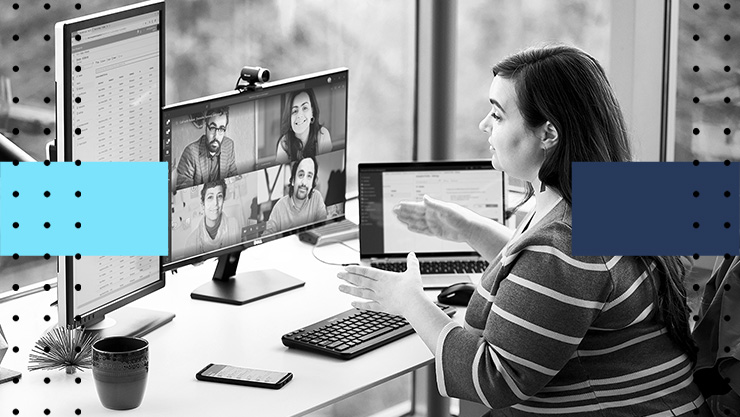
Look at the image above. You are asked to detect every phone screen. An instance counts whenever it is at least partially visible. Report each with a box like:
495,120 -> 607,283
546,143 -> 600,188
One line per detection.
203,364 -> 289,384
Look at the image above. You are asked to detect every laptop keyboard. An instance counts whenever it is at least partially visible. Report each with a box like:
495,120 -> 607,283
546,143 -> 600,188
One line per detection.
371,260 -> 489,274
282,304 -> 456,359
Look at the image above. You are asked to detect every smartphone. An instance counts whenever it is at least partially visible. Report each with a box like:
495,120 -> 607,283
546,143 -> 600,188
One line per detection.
195,364 -> 293,389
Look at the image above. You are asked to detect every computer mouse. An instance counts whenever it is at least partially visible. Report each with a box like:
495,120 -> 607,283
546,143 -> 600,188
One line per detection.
437,282 -> 476,306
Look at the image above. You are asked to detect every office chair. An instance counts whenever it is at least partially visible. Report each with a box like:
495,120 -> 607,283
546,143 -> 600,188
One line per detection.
692,255 -> 740,416
0,132 -> 35,162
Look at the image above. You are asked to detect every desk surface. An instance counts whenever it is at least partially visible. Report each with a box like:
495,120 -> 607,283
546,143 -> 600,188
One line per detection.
0,231 -> 464,416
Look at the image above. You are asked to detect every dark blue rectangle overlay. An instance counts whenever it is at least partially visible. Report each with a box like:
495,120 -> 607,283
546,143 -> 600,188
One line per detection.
572,162 -> 739,256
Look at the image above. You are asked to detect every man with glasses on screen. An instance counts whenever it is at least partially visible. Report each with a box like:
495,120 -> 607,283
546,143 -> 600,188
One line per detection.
264,156 -> 327,235
176,107 -> 237,189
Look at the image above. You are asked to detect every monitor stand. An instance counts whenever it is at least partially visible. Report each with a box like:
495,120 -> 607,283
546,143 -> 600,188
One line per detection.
84,307 -> 175,339
190,252 -> 305,305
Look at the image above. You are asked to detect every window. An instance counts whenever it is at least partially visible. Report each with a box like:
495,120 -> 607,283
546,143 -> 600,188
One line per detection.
453,0 -> 612,160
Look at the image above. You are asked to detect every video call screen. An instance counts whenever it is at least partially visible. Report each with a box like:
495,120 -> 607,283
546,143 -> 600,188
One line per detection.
163,71 -> 348,265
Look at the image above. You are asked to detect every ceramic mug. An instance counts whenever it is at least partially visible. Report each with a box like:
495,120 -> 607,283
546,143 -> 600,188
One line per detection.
92,336 -> 149,410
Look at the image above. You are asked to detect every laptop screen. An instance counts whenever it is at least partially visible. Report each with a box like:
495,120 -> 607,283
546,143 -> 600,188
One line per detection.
358,161 -> 506,259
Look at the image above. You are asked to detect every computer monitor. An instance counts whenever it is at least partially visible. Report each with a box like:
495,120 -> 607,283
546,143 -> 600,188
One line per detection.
55,0 -> 173,337
163,68 -> 349,304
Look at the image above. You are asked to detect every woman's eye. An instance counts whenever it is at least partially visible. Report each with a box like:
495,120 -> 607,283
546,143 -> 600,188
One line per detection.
490,112 -> 501,121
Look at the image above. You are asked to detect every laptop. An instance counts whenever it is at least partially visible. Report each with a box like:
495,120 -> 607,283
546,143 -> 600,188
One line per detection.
358,160 -> 507,289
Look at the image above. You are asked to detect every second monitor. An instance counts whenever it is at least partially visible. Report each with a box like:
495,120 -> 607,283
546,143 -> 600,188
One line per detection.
163,68 -> 349,304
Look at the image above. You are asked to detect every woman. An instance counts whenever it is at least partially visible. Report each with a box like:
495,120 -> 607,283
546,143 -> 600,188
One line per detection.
275,88 -> 332,164
338,44 -> 709,416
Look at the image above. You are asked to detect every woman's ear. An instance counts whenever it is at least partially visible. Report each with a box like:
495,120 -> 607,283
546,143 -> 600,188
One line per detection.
541,121 -> 559,150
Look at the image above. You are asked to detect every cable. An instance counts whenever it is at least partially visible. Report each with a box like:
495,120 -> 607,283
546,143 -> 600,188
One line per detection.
311,239 -> 360,267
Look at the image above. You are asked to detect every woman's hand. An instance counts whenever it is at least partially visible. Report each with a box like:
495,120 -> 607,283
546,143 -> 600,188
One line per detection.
393,195 -> 476,243
338,252 -> 424,316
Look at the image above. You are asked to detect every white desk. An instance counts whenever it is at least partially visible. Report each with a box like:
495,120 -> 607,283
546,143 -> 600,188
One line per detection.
0,233 -> 465,416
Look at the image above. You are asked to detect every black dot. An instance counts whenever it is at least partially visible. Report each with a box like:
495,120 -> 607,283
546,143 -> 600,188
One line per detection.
44,3 -> 50,10
43,284 -> 51,291
693,283 -> 701,291
43,315 -> 50,322
12,222 -> 19,228
693,222 -> 700,228
75,253 -> 81,260
725,128 -> 732,135
44,253 -> 50,260
725,346 -> 731,353
43,127 -> 51,135
725,284 -> 732,291
12,65 -> 19,72
13,346 -> 19,353
693,128 -> 700,135
44,409 -> 50,416
726,34 -> 732,41
75,65 -> 81,72
12,284 -> 19,291
44,160 -> 50,166
725,191 -> 732,197
12,315 -> 19,321
13,160 -> 18,165
44,65 -> 51,72
75,128 -> 81,135
75,191 -> 82,197
726,409 -> 732,415
724,315 -> 731,321
725,222 -> 731,229
725,97 -> 732,104
725,3 -> 731,9
75,34 -> 81,41
75,222 -> 81,228
75,284 -> 81,291
12,409 -> 19,415
693,65 -> 700,72
76,4 -> 82,10
693,3 -> 699,9
44,34 -> 50,41
12,377 -> 19,384
12,3 -> 19,10
44,377 -> 50,384
693,97 -> 700,103
12,34 -> 19,41
693,160 -> 700,166
75,409 -> 82,415
726,254 -> 732,260
75,377 -> 81,384
693,191 -> 700,197
74,315 -> 82,322
75,159 -> 81,166
75,97 -> 81,104
725,66 -> 731,72
693,34 -> 699,41
44,96 -> 51,104
693,253 -> 700,260
44,190 -> 50,197
12,253 -> 19,259
13,190 -> 19,197
44,222 -> 50,229
693,315 -> 700,321
74,345 -> 82,353
12,96 -> 19,103
44,346 -> 50,353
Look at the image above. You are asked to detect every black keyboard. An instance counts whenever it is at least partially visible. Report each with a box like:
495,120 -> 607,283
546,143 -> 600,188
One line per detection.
371,260 -> 489,274
282,304 -> 456,359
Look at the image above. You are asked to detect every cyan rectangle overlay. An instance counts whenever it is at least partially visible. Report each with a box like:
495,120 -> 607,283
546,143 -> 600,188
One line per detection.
0,162 -> 168,256
572,162 -> 739,256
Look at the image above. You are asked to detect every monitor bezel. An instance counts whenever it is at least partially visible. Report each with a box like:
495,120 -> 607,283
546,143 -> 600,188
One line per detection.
54,0 -> 166,329
162,67 -> 349,271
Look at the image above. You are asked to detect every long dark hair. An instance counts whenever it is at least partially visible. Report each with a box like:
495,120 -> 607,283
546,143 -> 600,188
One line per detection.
278,88 -> 323,161
493,44 -> 696,361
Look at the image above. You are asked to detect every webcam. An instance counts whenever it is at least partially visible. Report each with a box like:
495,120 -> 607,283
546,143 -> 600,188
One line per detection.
240,66 -> 270,84
235,66 -> 270,92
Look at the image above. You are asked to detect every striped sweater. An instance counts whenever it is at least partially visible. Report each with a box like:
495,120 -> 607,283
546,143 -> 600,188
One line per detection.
436,199 -> 709,416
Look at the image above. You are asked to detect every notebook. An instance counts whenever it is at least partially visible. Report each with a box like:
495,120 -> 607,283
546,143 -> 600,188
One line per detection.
358,160 -> 507,289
